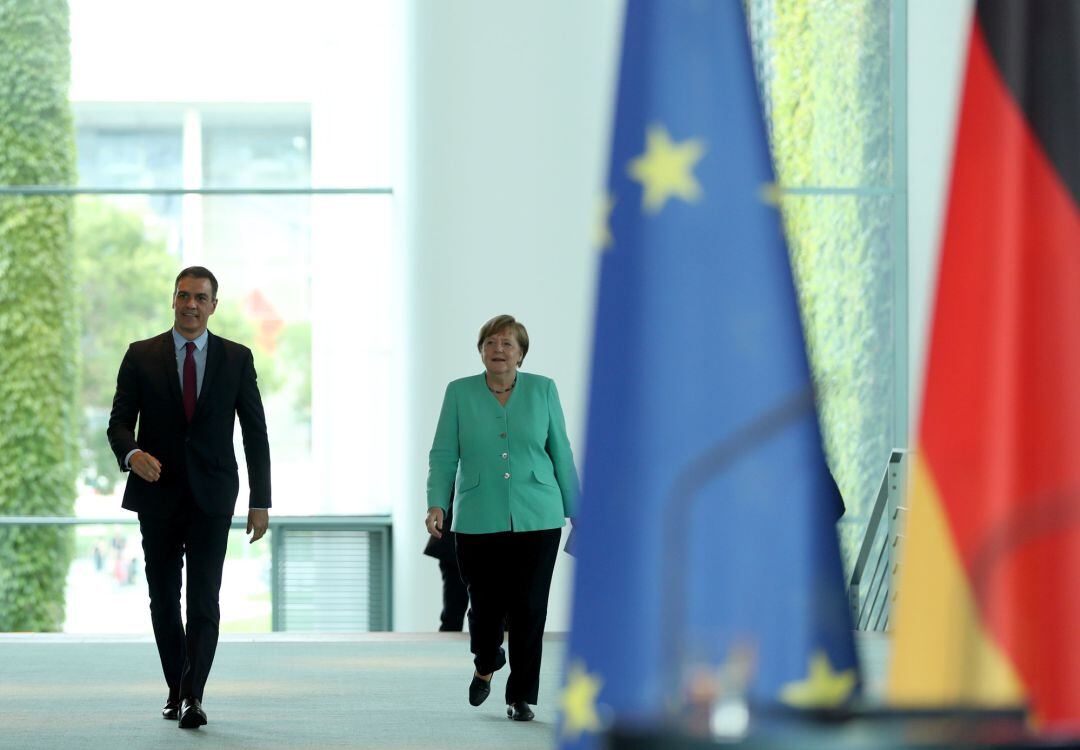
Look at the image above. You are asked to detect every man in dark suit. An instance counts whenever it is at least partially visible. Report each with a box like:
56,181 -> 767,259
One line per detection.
107,266 -> 271,729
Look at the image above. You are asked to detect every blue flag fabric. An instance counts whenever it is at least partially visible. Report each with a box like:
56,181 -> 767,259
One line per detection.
559,1 -> 858,746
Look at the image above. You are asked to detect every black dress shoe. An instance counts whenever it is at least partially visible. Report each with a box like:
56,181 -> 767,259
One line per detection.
178,697 -> 207,729
507,701 -> 534,721
469,674 -> 492,706
162,699 -> 180,721
468,647 -> 507,706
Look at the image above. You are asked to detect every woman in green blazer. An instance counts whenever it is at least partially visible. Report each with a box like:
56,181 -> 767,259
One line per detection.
425,315 -> 578,722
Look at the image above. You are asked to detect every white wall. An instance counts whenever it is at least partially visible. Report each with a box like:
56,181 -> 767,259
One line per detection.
394,0 -> 624,631
906,0 -> 974,431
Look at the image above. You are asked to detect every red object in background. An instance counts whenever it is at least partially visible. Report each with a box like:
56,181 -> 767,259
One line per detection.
243,289 -> 285,353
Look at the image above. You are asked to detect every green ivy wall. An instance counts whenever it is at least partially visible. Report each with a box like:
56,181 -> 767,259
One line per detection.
748,0 -> 899,567
0,0 -> 79,631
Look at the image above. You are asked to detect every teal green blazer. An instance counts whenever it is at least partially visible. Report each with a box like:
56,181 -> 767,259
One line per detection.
427,372 -> 579,534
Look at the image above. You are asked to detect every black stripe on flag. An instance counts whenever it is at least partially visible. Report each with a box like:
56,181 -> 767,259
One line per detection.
977,0 -> 1080,208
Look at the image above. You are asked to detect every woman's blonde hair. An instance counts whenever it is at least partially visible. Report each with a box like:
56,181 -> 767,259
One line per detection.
477,315 -> 529,366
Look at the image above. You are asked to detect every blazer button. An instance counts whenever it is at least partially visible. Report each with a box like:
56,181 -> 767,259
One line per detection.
501,452 -> 508,460
503,472 -> 511,479
499,432 -> 507,439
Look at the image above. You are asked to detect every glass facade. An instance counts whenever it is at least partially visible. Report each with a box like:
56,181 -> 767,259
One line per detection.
0,1 -> 395,633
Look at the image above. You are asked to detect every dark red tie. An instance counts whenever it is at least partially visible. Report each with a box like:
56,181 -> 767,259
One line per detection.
183,341 -> 197,423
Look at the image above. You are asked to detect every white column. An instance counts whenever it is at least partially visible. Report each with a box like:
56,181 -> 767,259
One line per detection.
309,1 -> 397,517
181,107 -> 203,265
906,0 -> 974,430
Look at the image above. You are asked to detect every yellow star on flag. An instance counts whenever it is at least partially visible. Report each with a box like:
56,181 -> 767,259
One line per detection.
595,193 -> 615,250
560,661 -> 603,738
779,650 -> 857,709
627,124 -> 706,214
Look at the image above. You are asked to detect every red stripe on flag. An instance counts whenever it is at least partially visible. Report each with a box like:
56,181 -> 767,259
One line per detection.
920,21 -> 1080,731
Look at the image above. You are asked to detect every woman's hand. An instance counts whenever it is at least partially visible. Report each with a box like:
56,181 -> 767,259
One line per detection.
425,507 -> 446,539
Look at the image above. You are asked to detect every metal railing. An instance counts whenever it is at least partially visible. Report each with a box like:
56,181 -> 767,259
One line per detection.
848,450 -> 908,631
0,515 -> 392,632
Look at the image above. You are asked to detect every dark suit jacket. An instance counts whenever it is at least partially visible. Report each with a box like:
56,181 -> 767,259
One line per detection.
107,330 -> 271,517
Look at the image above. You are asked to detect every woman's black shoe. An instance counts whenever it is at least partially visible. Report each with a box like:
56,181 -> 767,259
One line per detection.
507,701 -> 534,721
469,674 -> 492,706
468,647 -> 507,706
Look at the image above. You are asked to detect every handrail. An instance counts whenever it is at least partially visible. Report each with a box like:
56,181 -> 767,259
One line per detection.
0,186 -> 393,196
0,514 -> 391,528
0,515 -> 394,631
849,449 -> 908,631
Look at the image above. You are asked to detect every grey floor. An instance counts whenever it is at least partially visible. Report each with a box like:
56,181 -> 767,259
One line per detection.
0,631 -> 889,750
0,633 -> 564,750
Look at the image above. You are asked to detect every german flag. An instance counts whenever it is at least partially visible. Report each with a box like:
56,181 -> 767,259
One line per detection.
890,1 -> 1080,734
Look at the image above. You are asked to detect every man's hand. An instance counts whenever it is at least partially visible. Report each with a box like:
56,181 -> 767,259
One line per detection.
247,508 -> 269,544
130,450 -> 162,482
425,507 -> 445,539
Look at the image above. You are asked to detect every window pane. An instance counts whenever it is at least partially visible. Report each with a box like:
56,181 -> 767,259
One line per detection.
69,0 -> 394,188
76,125 -> 182,188
72,193 -> 394,519
203,117 -> 312,189
63,524 -> 270,634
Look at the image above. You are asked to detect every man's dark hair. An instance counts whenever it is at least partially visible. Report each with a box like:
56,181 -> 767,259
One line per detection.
174,266 -> 219,299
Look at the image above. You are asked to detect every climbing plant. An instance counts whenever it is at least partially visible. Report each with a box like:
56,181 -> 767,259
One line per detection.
0,0 -> 79,631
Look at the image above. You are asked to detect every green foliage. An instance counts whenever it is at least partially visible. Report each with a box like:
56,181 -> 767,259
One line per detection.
749,0 -> 896,570
277,321 -> 312,418
73,197 -> 175,492
75,199 -> 175,409
0,0 -> 79,631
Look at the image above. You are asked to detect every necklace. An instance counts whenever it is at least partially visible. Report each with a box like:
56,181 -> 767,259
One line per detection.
488,377 -> 516,395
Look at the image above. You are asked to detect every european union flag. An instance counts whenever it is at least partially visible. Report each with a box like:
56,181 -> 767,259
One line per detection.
559,1 -> 858,746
